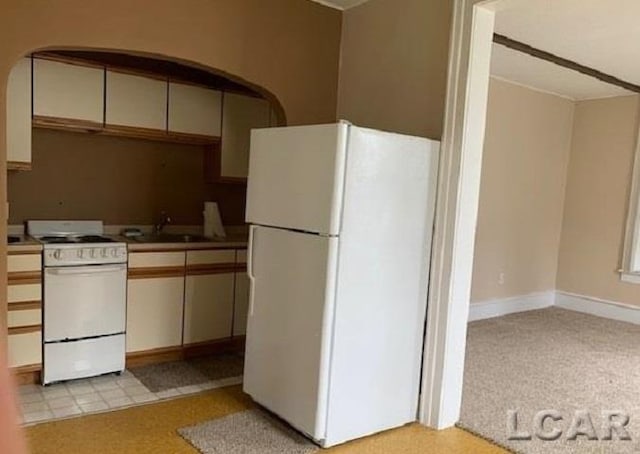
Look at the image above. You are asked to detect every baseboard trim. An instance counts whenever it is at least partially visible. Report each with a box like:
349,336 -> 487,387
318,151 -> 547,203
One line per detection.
126,337 -> 246,369
468,291 -> 555,322
10,364 -> 42,385
555,291 -> 640,325
468,290 -> 640,325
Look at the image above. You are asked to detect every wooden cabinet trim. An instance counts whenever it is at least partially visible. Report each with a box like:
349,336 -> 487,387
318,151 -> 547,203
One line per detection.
33,53 -> 104,70
34,115 -> 220,146
8,325 -> 42,335
8,249 -> 42,256
10,364 -> 42,385
186,264 -> 238,276
33,115 -> 103,133
127,266 -> 185,279
8,301 -> 41,311
7,161 -> 32,171
107,66 -> 168,82
8,271 -> 42,285
125,345 -> 182,368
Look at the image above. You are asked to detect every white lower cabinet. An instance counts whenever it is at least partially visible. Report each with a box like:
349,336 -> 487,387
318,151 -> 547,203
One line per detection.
7,252 -> 43,369
125,247 -> 248,354
126,276 -> 185,353
8,330 -> 42,368
183,272 -> 235,344
233,271 -> 250,336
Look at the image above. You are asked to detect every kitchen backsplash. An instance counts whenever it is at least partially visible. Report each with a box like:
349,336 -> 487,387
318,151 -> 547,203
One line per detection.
8,129 -> 247,225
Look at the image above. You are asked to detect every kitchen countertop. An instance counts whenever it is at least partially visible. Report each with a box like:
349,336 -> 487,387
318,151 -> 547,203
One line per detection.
7,235 -> 43,253
124,234 -> 248,251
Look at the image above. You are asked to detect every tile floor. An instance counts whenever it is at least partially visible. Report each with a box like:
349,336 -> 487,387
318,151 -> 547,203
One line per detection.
18,369 -> 243,426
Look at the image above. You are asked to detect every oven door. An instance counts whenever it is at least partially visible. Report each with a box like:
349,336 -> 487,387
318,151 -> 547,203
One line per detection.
44,264 -> 127,342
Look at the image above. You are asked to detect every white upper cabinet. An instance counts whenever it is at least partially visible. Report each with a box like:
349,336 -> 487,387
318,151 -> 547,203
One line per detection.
168,82 -> 222,136
6,57 -> 32,165
33,58 -> 104,123
221,92 -> 271,179
106,71 -> 167,130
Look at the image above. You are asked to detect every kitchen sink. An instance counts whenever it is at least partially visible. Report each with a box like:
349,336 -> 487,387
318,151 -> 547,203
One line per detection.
131,233 -> 211,243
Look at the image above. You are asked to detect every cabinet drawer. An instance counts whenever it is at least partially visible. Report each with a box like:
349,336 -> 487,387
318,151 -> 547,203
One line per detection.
8,284 -> 42,303
128,251 -> 185,268
8,254 -> 42,273
8,329 -> 42,368
186,250 -> 236,266
8,308 -> 42,328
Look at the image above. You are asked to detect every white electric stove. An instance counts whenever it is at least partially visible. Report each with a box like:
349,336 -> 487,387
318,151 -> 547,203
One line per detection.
27,221 -> 128,385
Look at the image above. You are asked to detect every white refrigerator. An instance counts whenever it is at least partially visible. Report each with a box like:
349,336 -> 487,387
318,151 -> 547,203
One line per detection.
243,121 -> 440,447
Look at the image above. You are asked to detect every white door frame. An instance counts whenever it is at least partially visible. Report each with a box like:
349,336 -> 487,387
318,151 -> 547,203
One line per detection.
419,0 -> 498,429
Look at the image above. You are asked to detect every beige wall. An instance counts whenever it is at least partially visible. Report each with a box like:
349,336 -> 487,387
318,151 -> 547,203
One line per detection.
556,95 -> 640,306
471,79 -> 574,302
336,0 -> 452,139
0,0 -> 344,329
8,129 -> 247,226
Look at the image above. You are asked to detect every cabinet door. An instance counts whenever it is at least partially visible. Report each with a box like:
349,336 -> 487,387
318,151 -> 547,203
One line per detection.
8,330 -> 42,368
168,82 -> 222,136
183,272 -> 234,344
106,71 -> 167,130
6,57 -> 32,166
33,58 -> 104,123
126,276 -> 184,353
233,271 -> 250,337
221,93 -> 271,179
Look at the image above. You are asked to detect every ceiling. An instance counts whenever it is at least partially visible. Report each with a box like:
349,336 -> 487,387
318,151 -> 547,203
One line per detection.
490,44 -> 631,101
492,0 -> 640,100
308,0 -> 370,10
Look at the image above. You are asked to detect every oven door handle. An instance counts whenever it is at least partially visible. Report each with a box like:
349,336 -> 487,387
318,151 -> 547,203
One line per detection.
46,265 -> 126,276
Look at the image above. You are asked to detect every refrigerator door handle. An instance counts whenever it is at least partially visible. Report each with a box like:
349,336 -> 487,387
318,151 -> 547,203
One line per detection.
247,225 -> 257,316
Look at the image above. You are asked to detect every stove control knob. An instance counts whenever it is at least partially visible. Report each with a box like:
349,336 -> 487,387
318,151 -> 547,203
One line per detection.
101,249 -> 108,258
77,249 -> 83,258
91,248 -> 98,258
53,250 -> 62,260
110,248 -> 118,258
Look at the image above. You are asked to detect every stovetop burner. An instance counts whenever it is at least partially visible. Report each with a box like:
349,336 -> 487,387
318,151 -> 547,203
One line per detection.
38,235 -> 116,244
77,235 -> 115,243
39,236 -> 77,244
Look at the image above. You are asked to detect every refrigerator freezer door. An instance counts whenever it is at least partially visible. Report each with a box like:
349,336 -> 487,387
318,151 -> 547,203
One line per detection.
243,225 -> 338,441
245,123 -> 348,235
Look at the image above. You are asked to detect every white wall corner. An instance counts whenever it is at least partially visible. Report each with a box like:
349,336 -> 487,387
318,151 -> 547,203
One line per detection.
555,291 -> 640,325
468,291 -> 555,322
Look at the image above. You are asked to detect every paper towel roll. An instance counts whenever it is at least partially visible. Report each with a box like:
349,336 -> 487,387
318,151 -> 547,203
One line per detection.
203,202 -> 226,238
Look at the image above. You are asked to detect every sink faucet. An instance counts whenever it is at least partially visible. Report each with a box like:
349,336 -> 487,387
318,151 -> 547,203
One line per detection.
154,211 -> 172,234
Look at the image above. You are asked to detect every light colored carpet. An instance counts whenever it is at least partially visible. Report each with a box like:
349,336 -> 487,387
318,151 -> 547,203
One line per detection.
130,353 -> 244,392
179,409 -> 318,454
460,307 -> 640,453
